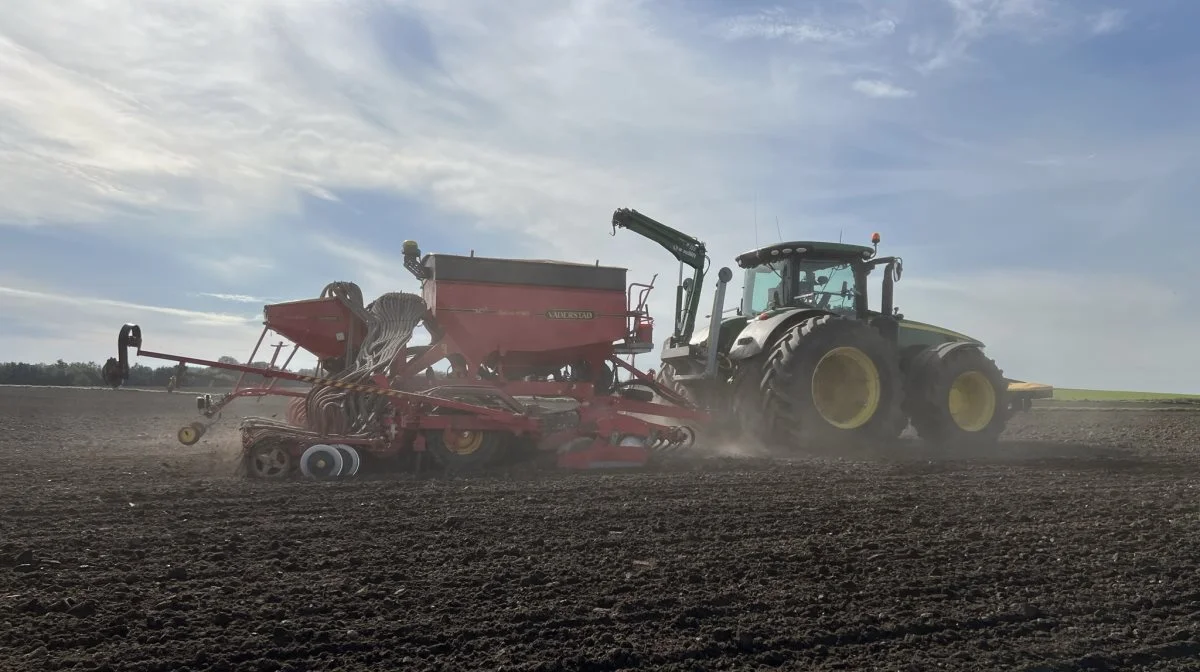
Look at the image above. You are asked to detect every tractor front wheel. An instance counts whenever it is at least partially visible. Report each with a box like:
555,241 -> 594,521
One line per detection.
760,315 -> 906,450
731,357 -> 782,445
654,364 -> 696,405
906,346 -> 1008,449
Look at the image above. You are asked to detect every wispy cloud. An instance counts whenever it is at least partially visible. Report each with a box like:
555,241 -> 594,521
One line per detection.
896,269 -> 1199,392
0,285 -> 255,326
719,7 -> 897,45
852,79 -> 915,99
903,0 -> 1116,75
0,281 -> 271,366
1088,9 -> 1126,36
309,232 -> 415,302
193,255 -> 276,284
0,0 -> 840,253
195,292 -> 273,304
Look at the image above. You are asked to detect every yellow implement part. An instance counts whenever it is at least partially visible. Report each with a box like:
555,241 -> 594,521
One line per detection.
1006,379 -> 1054,399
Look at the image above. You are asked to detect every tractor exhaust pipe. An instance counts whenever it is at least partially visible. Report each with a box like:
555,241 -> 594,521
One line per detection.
702,267 -> 734,379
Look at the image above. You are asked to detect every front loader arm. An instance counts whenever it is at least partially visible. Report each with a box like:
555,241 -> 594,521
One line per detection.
611,208 -> 708,346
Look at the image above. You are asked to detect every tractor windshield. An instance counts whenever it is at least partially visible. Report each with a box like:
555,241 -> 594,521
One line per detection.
742,258 -> 860,315
744,263 -> 786,314
794,260 -> 858,315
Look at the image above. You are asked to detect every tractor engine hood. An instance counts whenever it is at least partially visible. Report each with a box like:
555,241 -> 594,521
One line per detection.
897,317 -> 984,346
688,314 -> 750,347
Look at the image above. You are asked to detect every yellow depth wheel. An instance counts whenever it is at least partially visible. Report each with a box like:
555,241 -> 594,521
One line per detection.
948,370 -> 997,432
810,346 -> 882,430
442,429 -> 485,455
177,422 -> 205,446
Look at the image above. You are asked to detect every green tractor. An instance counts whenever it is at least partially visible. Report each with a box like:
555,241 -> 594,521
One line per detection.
612,208 -> 1052,449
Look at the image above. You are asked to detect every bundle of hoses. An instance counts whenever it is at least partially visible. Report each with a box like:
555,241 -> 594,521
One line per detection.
240,283 -> 428,447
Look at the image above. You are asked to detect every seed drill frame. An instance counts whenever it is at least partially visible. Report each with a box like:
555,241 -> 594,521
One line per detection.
103,241 -> 733,478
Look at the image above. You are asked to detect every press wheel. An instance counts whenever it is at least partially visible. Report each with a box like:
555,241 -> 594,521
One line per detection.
245,440 -> 293,479
177,422 -> 206,446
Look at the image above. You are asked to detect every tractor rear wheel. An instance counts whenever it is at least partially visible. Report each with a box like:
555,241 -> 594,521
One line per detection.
906,346 -> 1008,449
760,314 -> 905,449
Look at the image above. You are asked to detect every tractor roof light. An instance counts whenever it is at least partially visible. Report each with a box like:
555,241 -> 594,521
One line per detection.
871,232 -> 881,244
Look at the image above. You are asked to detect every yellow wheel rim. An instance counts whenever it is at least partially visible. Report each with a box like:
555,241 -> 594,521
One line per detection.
810,346 -> 881,430
443,429 -> 485,455
948,370 -> 997,432
178,426 -> 198,444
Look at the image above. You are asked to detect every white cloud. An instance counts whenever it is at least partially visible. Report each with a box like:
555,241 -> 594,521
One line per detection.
194,255 -> 276,284
0,282 -> 277,367
196,292 -> 273,304
309,233 -> 417,303
852,79 -> 915,98
719,8 -> 897,45
890,270 -> 1200,394
1088,9 -> 1127,36
914,0 -> 1067,73
0,285 -> 255,326
0,0 -> 848,252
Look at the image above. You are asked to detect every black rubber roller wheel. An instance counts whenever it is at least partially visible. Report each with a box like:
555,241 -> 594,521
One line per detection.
906,345 -> 1008,449
759,314 -> 906,450
425,428 -> 510,474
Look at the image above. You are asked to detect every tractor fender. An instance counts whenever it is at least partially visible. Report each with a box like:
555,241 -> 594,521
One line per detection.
905,340 -> 987,388
915,340 -> 984,364
726,308 -> 833,361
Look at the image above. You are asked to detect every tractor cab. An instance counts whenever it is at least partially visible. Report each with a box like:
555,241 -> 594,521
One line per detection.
734,240 -> 880,321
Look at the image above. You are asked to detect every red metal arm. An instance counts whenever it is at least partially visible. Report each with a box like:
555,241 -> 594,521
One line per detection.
132,347 -> 526,421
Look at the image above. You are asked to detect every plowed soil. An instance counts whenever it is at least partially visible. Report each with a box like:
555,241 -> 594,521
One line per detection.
3,386 -> 1200,671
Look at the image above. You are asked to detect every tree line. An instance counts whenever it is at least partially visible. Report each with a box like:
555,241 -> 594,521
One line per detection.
0,359 -> 316,388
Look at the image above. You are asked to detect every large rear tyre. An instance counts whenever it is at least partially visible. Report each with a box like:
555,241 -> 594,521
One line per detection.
425,428 -> 510,473
760,315 -> 905,449
906,346 -> 1008,449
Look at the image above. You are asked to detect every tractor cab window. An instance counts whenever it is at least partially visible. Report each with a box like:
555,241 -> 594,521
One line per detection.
794,261 -> 858,315
744,263 -> 786,314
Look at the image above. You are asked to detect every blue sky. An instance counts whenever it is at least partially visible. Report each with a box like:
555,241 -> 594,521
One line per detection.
1,0 -> 1198,393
